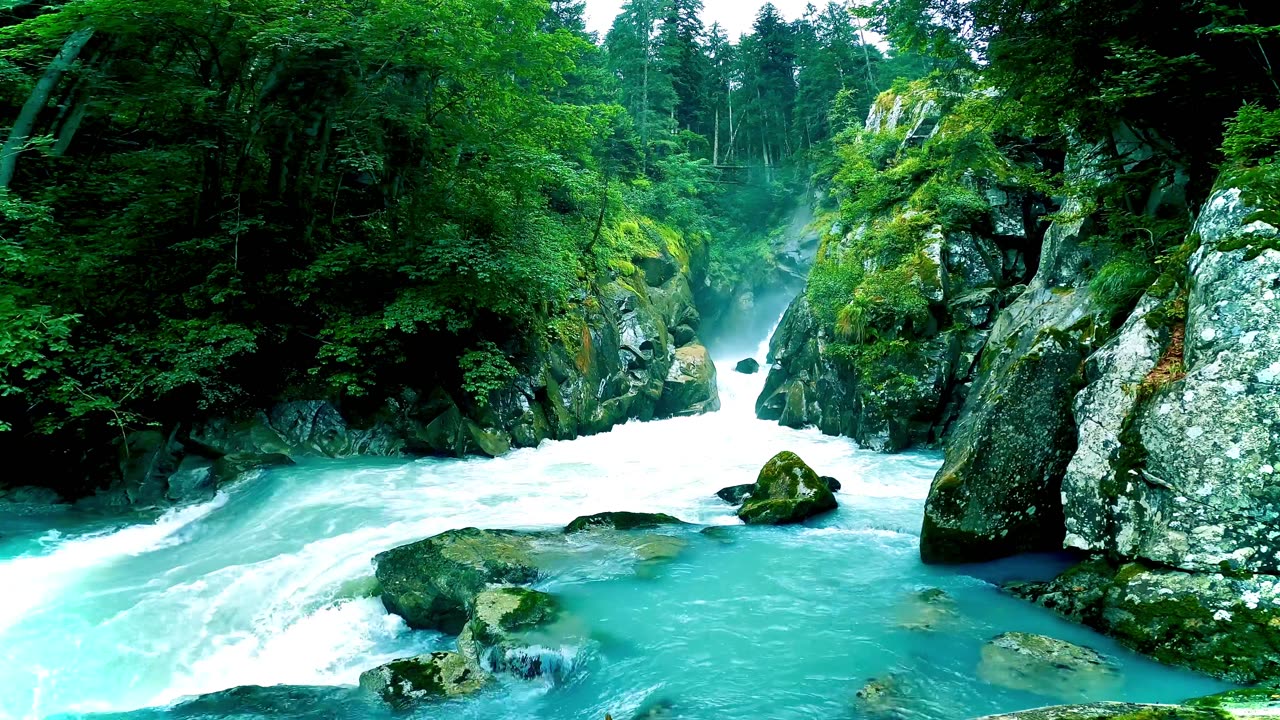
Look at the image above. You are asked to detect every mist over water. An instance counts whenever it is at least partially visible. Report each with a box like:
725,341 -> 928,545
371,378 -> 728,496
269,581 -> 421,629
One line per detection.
0,310 -> 1230,720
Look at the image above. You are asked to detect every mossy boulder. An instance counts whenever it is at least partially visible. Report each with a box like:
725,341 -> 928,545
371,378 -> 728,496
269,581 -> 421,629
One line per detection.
564,512 -> 689,534
374,528 -> 544,633
358,652 -> 488,706
974,703 -> 1230,720
457,587 -> 570,679
735,358 -> 761,374
738,451 -> 838,525
978,632 -> 1121,701
1008,557 -> 1280,683
209,453 -> 294,487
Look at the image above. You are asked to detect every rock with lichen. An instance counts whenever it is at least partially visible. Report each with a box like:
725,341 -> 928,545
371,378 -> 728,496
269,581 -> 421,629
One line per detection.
738,451 -> 837,525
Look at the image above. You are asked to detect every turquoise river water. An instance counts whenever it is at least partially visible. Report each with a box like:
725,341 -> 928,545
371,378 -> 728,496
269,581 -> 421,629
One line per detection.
0,318 -> 1231,720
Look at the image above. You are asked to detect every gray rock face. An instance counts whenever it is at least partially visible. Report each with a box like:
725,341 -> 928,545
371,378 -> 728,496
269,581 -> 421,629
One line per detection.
1123,187 -> 1280,574
977,632 -> 1121,701
1061,294 -> 1168,556
738,451 -> 838,525
656,344 -> 721,418
920,197 -> 1103,564
358,652 -> 488,706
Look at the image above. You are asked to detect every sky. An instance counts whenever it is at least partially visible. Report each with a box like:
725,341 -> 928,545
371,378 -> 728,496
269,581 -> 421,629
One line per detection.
583,0 -> 821,40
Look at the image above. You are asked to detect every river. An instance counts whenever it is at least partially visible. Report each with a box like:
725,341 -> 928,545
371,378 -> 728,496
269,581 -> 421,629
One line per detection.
0,314 -> 1230,720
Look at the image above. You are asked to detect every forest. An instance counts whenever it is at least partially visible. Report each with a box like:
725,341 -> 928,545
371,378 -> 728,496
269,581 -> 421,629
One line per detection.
0,0 -> 920,492
3,1 -> 1280,718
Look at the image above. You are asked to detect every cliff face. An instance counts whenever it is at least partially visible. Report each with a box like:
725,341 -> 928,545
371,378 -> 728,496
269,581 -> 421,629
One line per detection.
757,83 -> 1042,451
100,238 -> 721,508
924,175 -> 1280,680
770,83 -> 1280,682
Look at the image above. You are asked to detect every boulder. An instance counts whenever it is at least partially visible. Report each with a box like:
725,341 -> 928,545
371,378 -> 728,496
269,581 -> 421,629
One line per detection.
716,484 -> 755,505
656,344 -> 721,418
209,453 -> 294,487
1008,558 -> 1280,683
974,703 -> 1228,720
359,652 -> 487,706
819,476 -> 842,493
565,512 -> 688,534
119,429 -> 182,506
457,587 -> 570,680
978,632 -> 1121,701
1116,186 -> 1280,574
921,194 -> 1103,564
374,528 -> 544,633
738,451 -> 838,525
735,358 -> 760,374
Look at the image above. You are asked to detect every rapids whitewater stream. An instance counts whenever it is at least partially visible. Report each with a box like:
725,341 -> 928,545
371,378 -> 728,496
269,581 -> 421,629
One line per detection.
0,313 -> 1231,720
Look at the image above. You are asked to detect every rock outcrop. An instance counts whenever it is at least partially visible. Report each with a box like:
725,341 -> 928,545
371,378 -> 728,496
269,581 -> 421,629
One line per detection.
920,191 -> 1104,563
1008,558 -> 1280,683
738,451 -> 838,525
756,84 -> 1039,452
74,240 -> 720,509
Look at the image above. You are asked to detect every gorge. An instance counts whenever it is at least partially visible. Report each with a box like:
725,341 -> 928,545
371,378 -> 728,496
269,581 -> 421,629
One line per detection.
2,0 -> 1280,718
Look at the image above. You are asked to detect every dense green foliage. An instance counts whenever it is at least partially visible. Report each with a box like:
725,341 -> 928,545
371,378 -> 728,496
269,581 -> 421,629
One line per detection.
0,0 -> 913,488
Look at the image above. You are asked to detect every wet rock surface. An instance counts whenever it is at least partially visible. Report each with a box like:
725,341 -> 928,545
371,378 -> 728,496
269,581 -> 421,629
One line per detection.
738,451 -> 838,525
358,652 -> 488,706
977,632 -> 1121,701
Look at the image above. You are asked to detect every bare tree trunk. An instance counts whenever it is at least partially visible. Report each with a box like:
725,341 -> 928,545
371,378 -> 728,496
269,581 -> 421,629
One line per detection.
713,105 -> 720,166
0,26 -> 95,190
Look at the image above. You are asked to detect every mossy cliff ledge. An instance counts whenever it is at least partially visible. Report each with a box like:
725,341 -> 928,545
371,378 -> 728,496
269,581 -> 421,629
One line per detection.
757,82 -> 1042,452
925,177 -> 1280,681
92,237 -> 720,508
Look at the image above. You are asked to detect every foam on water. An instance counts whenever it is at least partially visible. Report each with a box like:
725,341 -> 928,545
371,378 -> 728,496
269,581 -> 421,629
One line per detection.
0,313 -> 1233,720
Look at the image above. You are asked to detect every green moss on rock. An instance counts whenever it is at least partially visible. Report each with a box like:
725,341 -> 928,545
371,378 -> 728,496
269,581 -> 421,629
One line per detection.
738,451 -> 838,525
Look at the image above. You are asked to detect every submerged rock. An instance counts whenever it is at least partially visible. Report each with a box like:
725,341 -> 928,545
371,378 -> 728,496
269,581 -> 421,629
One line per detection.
974,703 -> 1228,720
855,674 -> 914,719
564,512 -> 688,533
1008,557 -> 1280,683
895,587 -> 960,632
978,632 -> 1121,701
457,587 -> 571,680
738,451 -> 837,525
359,652 -> 488,706
735,358 -> 760,374
715,484 -> 755,505
374,528 -> 543,633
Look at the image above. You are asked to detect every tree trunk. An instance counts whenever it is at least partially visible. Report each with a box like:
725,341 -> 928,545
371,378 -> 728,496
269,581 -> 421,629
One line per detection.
713,105 -> 720,166
0,26 -> 95,190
